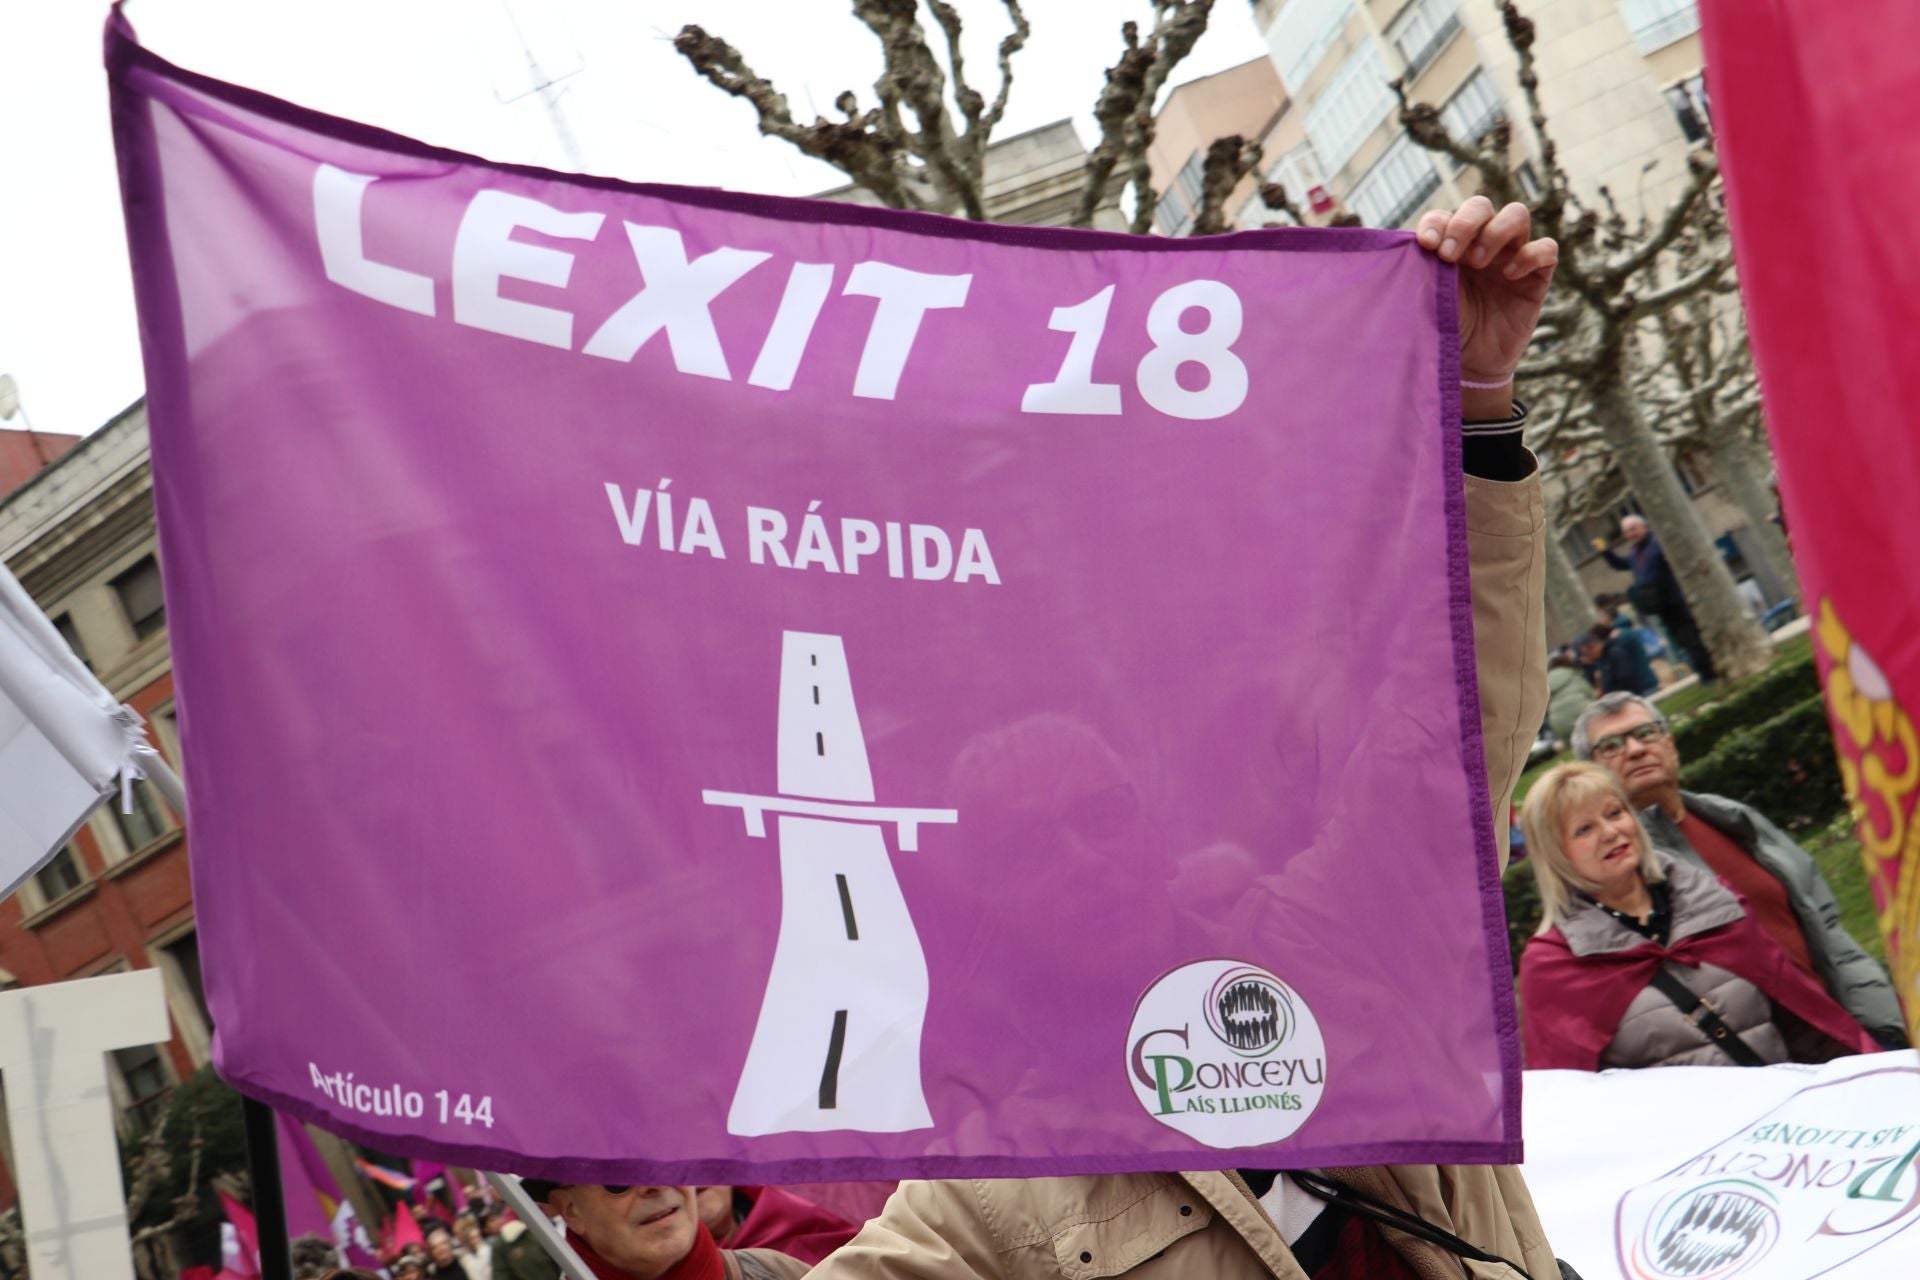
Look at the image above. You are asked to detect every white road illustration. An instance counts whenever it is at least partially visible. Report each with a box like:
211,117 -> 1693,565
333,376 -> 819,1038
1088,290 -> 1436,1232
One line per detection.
704,632 -> 956,1135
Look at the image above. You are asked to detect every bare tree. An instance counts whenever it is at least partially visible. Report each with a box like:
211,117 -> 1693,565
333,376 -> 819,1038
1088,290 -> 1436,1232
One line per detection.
123,1102 -> 211,1280
1396,0 -> 1775,679
674,1 -> 1247,235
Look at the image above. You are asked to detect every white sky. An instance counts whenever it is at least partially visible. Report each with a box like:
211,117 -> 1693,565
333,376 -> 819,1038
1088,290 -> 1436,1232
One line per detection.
0,1 -> 1270,439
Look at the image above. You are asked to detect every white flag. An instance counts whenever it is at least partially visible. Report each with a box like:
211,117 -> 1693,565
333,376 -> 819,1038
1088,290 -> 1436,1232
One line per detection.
0,560 -> 161,897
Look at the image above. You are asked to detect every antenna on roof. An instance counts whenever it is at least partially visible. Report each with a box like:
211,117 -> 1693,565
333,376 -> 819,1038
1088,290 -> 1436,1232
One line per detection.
494,0 -> 587,170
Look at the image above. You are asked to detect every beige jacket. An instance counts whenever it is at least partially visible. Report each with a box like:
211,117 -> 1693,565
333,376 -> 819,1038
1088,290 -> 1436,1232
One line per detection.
810,468 -> 1553,1280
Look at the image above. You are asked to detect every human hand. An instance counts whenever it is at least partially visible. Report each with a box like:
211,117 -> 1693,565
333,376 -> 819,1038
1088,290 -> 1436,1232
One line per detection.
1591,537 -> 1607,551
1416,197 -> 1557,389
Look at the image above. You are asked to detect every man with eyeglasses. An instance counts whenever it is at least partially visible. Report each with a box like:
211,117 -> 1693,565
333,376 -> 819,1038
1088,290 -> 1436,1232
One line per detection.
512,1182 -> 809,1280
1571,692 -> 1908,1048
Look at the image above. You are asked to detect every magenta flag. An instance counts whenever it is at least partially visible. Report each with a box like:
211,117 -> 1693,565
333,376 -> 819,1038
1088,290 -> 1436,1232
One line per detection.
108,14 -> 1519,1184
274,1112 -> 337,1240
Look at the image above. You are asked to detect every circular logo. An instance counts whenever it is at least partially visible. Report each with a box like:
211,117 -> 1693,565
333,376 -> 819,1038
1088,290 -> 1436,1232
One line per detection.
1204,965 -> 1294,1057
1126,958 -> 1327,1149
1628,1181 -> 1780,1280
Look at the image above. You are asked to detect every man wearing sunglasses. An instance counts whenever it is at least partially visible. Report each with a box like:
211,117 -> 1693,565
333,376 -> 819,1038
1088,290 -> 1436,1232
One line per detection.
1572,692 -> 1908,1048
513,1182 -> 808,1280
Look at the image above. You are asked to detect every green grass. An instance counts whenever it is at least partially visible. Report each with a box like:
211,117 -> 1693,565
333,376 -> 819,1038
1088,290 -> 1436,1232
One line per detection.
1656,631 -> 1815,721
1800,814 -> 1889,967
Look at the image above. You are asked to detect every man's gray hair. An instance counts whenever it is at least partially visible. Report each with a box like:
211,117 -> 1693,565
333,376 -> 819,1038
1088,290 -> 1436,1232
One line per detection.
1571,692 -> 1671,760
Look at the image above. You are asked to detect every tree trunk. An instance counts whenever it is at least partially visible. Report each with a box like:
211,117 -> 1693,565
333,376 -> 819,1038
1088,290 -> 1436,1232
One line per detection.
1589,360 -> 1774,680
1703,420 -> 1800,604
1542,512 -> 1593,647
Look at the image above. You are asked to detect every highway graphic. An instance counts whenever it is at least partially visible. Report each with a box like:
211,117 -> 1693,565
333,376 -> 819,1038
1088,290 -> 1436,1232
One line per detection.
704,632 -> 956,1135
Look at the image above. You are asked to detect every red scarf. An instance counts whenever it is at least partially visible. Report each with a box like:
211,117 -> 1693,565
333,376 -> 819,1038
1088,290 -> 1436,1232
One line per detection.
1520,898 -> 1880,1069
566,1222 -> 722,1280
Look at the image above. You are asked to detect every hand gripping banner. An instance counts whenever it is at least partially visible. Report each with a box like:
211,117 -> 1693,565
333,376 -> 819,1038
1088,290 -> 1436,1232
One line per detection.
108,17 -> 1519,1184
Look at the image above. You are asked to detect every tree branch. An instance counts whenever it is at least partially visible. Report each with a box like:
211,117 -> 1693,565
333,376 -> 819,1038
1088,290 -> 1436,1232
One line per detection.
1190,135 -> 1260,236
1601,150 -> 1720,283
982,0 -> 1030,133
673,25 -> 920,208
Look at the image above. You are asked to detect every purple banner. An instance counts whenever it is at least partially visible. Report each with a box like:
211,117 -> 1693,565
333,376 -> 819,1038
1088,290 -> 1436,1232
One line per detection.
108,18 -> 1518,1183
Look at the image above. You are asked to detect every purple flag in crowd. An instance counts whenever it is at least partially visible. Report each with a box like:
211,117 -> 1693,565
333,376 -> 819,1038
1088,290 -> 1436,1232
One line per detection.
108,14 -> 1518,1184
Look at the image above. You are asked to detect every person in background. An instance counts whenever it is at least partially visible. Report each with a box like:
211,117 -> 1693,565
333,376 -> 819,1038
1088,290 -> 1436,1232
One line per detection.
516,1182 -> 808,1280
455,1214 -> 493,1280
1573,692 -> 1909,1047
291,1234 -> 342,1280
694,1187 -> 859,1267
1596,515 -> 1716,682
1545,649 -> 1595,747
1579,622 -> 1658,696
424,1227 -> 466,1280
1517,762 -> 1879,1069
490,1209 -> 560,1280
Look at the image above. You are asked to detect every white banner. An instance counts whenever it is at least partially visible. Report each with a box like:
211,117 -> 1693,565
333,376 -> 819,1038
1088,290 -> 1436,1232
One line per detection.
0,560 -> 166,898
1522,1053 -> 1920,1280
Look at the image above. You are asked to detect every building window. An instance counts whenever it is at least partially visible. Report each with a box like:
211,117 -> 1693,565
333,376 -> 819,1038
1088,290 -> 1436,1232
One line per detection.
1267,142 -> 1325,206
110,779 -> 175,855
31,845 -> 86,904
1267,0 -> 1358,91
1305,43 -> 1395,174
1388,0 -> 1461,78
53,613 -> 90,670
1349,133 -> 1443,228
163,931 -> 210,1029
113,1043 -> 173,1134
1617,0 -> 1700,54
1515,160 -> 1545,200
1667,72 -> 1711,144
112,556 -> 166,641
1156,149 -> 1207,235
1439,69 -> 1503,146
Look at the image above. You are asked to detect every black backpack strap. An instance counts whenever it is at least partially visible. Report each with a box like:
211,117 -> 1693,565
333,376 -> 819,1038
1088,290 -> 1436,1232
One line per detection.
1285,1171 -> 1542,1280
1646,966 -> 1768,1067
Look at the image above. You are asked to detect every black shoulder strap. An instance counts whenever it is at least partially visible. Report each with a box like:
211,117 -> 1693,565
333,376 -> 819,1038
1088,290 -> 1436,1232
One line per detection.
1285,1170 -> 1542,1280
1647,966 -> 1768,1066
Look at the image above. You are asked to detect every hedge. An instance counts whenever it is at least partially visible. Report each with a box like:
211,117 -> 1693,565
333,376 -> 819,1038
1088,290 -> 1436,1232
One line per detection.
1669,648 -> 1820,762
1502,859 -> 1543,973
1678,697 -> 1845,830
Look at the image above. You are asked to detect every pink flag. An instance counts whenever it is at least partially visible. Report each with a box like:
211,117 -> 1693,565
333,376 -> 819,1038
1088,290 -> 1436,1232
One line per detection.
216,1189 -> 261,1278
274,1112 -> 337,1239
389,1200 -> 426,1251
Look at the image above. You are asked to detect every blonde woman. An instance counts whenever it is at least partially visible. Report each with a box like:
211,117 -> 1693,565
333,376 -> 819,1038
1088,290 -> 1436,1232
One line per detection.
1516,762 -> 1877,1069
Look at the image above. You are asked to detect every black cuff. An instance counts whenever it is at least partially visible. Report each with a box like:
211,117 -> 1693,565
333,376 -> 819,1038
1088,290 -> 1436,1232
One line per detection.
1462,399 -> 1535,482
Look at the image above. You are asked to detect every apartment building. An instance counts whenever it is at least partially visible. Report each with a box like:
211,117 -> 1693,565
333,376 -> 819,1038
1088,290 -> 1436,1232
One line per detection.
1242,0 -> 1708,229
1147,58 -> 1289,235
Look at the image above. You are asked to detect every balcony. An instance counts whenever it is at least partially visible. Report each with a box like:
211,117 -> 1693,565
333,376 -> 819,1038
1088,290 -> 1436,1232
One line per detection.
1379,167 -> 1443,230
1400,14 -> 1461,79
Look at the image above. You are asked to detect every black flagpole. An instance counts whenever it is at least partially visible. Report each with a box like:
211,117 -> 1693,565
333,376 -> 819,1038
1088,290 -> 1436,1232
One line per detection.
241,1097 -> 293,1280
